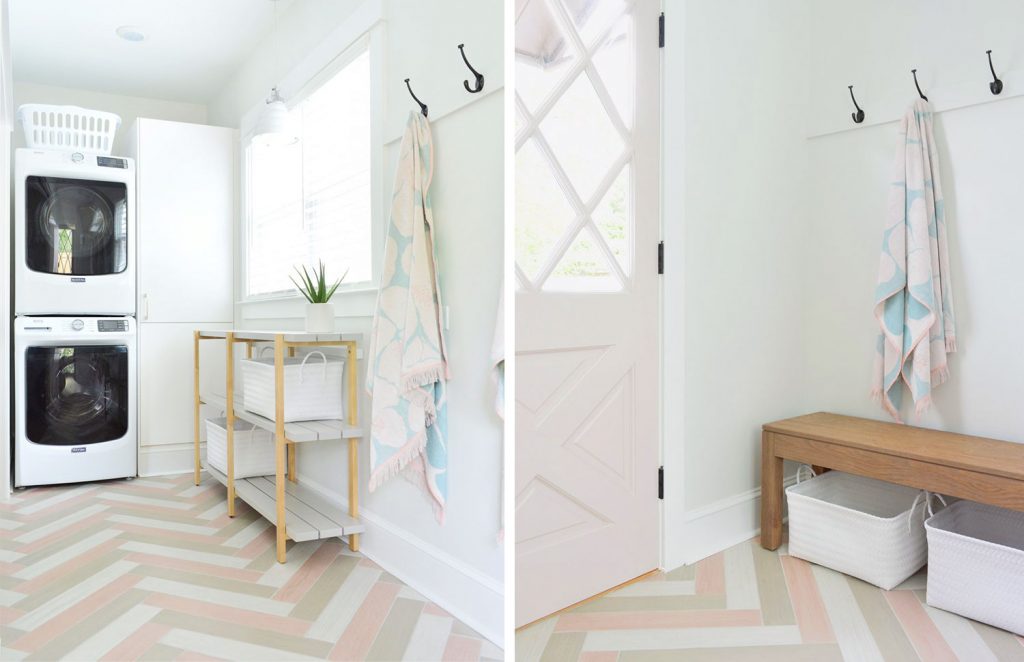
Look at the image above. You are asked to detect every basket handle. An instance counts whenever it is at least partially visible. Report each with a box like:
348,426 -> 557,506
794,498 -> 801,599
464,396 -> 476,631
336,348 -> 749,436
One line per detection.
795,464 -> 817,484
908,491 -> 949,532
299,351 -> 328,383
256,345 -> 274,358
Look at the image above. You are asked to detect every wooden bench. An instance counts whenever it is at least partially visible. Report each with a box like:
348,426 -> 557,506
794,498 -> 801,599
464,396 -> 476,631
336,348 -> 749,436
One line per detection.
761,412 -> 1024,550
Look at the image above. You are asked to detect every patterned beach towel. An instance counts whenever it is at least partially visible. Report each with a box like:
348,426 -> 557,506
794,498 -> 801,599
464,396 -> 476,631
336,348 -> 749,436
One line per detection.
872,99 -> 956,421
366,111 -> 450,521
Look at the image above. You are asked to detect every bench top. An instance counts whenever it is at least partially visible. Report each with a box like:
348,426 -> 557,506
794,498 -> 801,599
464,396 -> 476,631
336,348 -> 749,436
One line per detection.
764,412 -> 1024,482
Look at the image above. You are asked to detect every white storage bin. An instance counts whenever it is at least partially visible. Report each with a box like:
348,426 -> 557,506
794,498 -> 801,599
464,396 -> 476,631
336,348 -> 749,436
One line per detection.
17,104 -> 121,154
786,471 -> 931,589
241,351 -> 344,422
206,417 -> 276,478
925,501 -> 1024,635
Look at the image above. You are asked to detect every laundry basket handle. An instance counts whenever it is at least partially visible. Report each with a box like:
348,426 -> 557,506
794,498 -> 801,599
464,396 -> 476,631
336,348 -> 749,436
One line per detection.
299,351 -> 328,383
795,464 -> 817,484
908,491 -> 949,532
256,345 -> 274,358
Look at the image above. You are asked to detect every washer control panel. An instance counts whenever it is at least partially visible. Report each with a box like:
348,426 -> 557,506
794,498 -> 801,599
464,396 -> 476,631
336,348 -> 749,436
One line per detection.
98,319 -> 129,332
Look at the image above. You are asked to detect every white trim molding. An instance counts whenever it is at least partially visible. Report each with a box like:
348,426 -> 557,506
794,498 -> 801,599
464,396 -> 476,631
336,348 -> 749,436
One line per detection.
139,443 -> 207,478
664,473 -> 798,571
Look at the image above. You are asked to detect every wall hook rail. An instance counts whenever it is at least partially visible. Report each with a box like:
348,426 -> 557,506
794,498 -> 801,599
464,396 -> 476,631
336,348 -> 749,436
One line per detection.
458,44 -> 485,93
911,69 -> 928,101
986,50 -> 1003,95
404,78 -> 428,117
848,85 -> 865,123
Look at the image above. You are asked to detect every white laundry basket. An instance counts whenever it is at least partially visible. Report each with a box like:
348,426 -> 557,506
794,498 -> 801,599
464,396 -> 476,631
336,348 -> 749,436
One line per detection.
206,417 -> 276,478
786,470 -> 933,589
925,501 -> 1024,635
17,104 -> 121,154
241,351 -> 344,422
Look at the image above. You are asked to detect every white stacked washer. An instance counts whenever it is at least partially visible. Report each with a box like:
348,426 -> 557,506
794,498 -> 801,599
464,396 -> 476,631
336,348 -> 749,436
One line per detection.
13,145 -> 138,486
14,317 -> 137,486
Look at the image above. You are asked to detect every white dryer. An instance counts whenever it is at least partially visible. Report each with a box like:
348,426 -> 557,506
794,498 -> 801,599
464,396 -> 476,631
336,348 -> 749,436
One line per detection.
14,316 -> 137,487
15,148 -> 136,315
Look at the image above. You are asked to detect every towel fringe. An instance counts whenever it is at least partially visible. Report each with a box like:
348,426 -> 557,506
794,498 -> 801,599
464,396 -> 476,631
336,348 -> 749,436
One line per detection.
915,394 -> 933,417
945,336 -> 957,353
871,387 -> 904,424
368,433 -> 428,493
401,365 -> 448,393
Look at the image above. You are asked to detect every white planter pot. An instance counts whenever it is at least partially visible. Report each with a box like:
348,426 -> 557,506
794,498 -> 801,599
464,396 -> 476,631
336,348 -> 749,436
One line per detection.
305,303 -> 335,332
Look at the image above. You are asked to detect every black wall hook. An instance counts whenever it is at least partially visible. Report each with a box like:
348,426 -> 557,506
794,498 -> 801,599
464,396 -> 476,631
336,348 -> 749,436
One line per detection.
911,69 -> 928,101
986,50 -> 1003,95
458,44 -> 485,93
404,78 -> 428,117
848,85 -> 865,123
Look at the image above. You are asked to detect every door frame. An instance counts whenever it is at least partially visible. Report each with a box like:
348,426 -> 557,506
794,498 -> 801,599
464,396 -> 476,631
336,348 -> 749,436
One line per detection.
659,0 -> 688,571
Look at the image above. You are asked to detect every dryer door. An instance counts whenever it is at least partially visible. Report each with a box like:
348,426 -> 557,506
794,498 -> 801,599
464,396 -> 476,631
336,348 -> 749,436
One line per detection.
25,344 -> 130,445
25,176 -> 128,276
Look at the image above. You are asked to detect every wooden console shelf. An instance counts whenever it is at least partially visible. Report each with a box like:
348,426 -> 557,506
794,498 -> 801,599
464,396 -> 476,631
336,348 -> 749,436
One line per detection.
194,329 -> 363,563
761,412 -> 1024,550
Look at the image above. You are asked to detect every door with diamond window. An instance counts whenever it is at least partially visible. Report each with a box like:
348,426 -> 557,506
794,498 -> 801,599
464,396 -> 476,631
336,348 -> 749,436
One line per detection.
515,0 -> 661,626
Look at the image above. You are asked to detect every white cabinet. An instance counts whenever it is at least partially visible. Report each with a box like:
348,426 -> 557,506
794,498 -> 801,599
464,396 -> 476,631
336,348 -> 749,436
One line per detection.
139,323 -> 228,448
126,119 -> 235,470
126,119 -> 235,323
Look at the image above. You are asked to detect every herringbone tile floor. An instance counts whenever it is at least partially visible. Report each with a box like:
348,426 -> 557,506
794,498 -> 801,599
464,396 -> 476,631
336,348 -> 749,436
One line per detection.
516,537 -> 1024,661
0,474 -> 502,661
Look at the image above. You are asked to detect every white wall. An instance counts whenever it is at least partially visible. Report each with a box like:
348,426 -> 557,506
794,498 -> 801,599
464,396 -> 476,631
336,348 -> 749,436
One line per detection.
662,0 -> 810,568
208,0 -> 505,645
803,0 -> 1024,439
664,0 -> 1024,570
11,81 -> 207,154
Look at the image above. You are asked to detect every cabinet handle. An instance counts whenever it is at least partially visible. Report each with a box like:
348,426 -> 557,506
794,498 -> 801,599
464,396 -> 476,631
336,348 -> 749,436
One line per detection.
143,293 -> 150,321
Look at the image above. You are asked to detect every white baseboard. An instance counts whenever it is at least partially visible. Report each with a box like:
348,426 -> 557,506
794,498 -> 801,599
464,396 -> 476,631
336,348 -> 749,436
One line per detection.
667,474 -> 797,570
138,443 -> 204,477
299,476 -> 504,648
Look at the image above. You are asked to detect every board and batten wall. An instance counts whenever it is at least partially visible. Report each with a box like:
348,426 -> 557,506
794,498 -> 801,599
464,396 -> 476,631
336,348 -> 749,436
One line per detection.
207,0 -> 504,646
663,0 -> 1024,570
803,0 -> 1024,437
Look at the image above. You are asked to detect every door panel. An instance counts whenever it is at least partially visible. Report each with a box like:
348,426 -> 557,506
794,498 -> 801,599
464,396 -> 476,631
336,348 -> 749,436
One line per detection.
138,323 -> 227,448
133,119 -> 234,323
515,0 -> 661,626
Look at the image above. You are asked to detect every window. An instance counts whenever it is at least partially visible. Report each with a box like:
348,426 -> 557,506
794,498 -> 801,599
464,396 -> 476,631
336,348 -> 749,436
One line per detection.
245,48 -> 372,298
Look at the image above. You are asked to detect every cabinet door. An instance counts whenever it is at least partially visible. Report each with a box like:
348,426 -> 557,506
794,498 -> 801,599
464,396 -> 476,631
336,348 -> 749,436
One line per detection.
139,323 -> 229,448
136,119 -> 235,323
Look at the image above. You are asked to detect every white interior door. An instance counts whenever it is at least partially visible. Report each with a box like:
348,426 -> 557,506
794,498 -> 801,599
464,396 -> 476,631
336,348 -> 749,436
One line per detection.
514,0 -> 661,627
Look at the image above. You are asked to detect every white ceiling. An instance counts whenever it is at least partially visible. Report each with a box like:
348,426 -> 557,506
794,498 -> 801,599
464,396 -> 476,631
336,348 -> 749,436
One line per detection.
11,0 -> 294,104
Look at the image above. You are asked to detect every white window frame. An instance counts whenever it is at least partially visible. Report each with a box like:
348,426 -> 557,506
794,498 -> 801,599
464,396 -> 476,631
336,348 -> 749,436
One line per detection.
239,8 -> 385,309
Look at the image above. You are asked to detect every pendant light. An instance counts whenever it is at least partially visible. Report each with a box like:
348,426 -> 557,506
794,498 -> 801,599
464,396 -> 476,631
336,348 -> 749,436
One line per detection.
252,0 -> 297,146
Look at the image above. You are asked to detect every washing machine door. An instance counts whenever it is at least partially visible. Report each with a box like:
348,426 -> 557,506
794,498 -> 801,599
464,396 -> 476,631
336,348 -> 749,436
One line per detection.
24,344 -> 130,445
25,176 -> 128,276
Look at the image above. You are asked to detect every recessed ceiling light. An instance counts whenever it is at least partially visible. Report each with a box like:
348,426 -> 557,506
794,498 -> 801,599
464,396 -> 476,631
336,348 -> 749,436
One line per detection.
116,26 -> 145,42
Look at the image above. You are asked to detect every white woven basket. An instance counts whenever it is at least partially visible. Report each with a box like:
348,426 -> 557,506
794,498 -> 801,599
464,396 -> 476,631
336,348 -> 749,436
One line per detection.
241,351 -> 344,422
786,471 -> 931,589
17,104 -> 121,155
206,417 -> 276,478
925,501 -> 1024,635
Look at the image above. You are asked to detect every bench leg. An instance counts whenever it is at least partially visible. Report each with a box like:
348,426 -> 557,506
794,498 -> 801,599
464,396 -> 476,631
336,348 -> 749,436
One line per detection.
761,430 -> 784,550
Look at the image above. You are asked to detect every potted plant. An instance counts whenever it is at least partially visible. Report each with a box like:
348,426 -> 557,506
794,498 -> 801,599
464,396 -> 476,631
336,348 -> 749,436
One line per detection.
290,261 -> 347,332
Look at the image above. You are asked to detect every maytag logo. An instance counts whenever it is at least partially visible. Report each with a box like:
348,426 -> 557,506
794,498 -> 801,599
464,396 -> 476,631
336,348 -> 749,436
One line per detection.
71,447 -> 86,453
71,277 -> 86,283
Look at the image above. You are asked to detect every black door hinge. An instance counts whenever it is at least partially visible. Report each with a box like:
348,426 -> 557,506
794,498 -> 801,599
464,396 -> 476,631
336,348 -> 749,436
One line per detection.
659,13 -> 665,48
658,466 -> 664,499
657,241 -> 664,274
